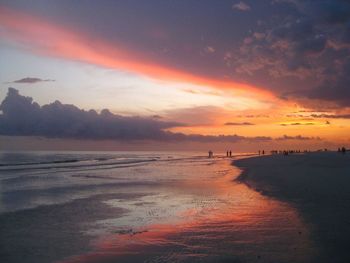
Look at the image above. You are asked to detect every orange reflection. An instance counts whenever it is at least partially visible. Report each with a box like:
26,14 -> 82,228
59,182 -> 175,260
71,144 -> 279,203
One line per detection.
60,159 -> 315,263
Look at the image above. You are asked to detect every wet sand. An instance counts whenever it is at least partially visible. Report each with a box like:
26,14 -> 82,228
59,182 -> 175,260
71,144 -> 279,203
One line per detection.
235,152 -> 350,263
56,157 -> 316,263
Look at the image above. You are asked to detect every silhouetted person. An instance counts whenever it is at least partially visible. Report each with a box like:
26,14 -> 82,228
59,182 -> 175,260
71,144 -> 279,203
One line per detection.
208,150 -> 213,158
226,151 -> 229,157
342,147 -> 346,154
262,150 -> 265,155
258,150 -> 261,155
229,150 -> 232,157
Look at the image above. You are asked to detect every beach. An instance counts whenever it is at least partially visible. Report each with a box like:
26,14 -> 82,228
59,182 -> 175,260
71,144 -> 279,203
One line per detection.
235,152 -> 350,263
2,1 -> 350,262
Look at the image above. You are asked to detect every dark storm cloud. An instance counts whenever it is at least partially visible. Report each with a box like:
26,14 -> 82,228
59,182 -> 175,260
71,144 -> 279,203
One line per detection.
9,77 -> 55,84
0,88 -> 274,142
0,88 -> 183,140
2,1 -> 350,106
224,122 -> 255,126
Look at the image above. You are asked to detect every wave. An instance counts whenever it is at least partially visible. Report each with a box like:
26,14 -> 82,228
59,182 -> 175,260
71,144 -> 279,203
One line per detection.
0,159 -> 80,167
0,156 -> 124,167
0,158 -> 159,172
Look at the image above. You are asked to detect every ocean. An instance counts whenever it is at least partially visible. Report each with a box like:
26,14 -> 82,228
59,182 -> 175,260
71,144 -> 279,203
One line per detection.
0,151 -> 316,263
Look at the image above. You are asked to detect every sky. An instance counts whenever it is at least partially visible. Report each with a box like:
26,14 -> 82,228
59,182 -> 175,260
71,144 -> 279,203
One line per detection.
0,0 -> 350,151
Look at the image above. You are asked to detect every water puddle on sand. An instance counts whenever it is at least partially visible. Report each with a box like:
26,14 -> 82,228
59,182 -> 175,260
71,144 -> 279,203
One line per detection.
60,157 -> 318,263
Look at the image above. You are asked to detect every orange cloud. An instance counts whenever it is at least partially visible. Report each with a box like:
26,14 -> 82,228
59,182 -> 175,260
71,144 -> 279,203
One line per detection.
0,6 -> 273,101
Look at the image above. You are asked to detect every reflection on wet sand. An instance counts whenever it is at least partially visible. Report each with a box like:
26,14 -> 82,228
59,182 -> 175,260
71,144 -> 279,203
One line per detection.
61,158 -> 317,263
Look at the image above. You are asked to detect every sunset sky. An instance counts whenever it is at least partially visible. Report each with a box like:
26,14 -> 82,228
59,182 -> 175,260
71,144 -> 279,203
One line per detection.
1,0 -> 350,151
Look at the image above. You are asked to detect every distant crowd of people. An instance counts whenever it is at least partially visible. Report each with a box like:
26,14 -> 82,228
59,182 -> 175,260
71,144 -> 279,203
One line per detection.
338,147 -> 347,154
269,149 -> 308,156
269,147 -> 348,155
208,147 -> 348,158
208,150 -> 233,158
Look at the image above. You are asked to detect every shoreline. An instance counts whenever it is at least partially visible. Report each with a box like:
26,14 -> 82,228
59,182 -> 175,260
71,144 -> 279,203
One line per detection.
234,152 -> 350,263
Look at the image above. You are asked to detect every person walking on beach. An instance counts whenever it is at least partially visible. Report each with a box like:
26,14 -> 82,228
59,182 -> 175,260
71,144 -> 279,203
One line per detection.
229,150 -> 232,157
208,150 -> 213,158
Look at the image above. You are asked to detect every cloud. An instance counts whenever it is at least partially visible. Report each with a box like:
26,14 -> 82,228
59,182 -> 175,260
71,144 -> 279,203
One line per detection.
204,46 -> 215,53
163,106 -> 223,126
226,0 -> 350,106
280,122 -> 315,126
310,113 -> 350,119
166,133 -> 272,143
0,88 -> 182,140
276,135 -> 321,141
0,6 -> 267,101
151,115 -> 162,119
224,122 -> 255,126
9,77 -> 55,84
236,114 -> 270,118
232,1 -> 251,11
0,88 -> 318,143
3,2 -> 350,107
0,88 -> 272,143
182,88 -> 221,96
